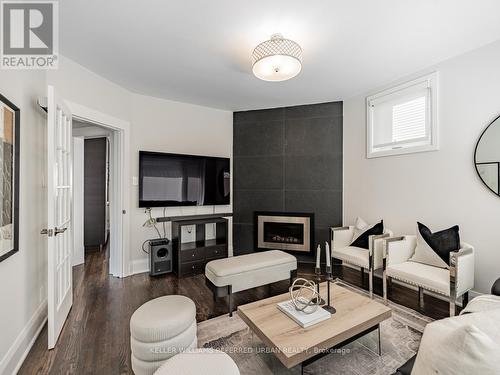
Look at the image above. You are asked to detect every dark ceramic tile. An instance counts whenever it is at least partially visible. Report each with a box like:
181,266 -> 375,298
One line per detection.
233,190 -> 284,224
234,156 -> 283,190
234,121 -> 283,157
315,226 -> 334,248
284,155 -> 342,190
285,117 -> 342,156
285,101 -> 343,119
233,223 -> 255,255
234,108 -> 284,124
284,190 -> 342,228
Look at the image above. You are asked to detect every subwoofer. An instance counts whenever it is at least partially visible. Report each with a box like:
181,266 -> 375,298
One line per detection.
149,239 -> 172,276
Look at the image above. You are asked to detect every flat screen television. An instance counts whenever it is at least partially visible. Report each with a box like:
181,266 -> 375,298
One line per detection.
139,151 -> 230,207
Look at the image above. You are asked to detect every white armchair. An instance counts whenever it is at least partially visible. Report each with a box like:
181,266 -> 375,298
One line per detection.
382,236 -> 474,316
330,224 -> 393,298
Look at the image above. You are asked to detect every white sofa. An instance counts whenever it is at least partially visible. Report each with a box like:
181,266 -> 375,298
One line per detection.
383,235 -> 474,316
330,224 -> 392,298
205,250 -> 297,316
394,294 -> 500,375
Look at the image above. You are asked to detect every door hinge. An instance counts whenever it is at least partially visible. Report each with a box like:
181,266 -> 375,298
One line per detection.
40,228 -> 54,237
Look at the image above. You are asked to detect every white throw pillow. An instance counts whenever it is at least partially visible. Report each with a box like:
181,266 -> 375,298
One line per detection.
409,223 -> 448,269
412,309 -> 500,375
352,217 -> 370,241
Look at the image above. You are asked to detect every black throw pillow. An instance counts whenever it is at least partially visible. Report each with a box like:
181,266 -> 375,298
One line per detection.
417,222 -> 460,266
350,220 -> 384,249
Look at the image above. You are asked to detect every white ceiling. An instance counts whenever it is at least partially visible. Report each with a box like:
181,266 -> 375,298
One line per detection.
60,1 -> 500,111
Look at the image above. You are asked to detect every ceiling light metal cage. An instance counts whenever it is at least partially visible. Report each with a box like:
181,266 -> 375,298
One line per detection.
251,34 -> 303,65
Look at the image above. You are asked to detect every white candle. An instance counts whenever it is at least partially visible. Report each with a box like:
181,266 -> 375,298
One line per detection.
325,242 -> 331,267
316,244 -> 321,269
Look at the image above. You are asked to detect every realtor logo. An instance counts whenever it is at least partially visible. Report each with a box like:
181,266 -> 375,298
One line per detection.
1,1 -> 58,69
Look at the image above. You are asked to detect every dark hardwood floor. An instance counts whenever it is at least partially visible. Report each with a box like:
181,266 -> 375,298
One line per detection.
19,251 -> 450,375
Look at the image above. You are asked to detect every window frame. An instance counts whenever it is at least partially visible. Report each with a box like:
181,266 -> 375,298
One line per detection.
366,72 -> 439,158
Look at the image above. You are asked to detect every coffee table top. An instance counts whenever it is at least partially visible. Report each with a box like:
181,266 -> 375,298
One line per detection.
237,282 -> 392,369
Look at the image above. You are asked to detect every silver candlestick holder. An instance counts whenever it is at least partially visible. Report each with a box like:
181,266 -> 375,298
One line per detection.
314,267 -> 326,305
322,265 -> 336,314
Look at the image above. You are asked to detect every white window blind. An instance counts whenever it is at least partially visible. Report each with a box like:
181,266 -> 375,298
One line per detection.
366,72 -> 438,158
392,96 -> 426,142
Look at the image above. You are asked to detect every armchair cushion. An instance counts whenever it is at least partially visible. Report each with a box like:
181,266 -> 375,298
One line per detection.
332,246 -> 370,269
350,220 -> 384,249
386,261 -> 450,296
410,222 -> 460,269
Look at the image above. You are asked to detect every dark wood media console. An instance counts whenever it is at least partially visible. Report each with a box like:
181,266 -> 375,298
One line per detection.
171,215 -> 229,277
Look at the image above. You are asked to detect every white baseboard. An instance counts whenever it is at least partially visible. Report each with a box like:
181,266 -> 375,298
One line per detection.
130,258 -> 149,275
0,299 -> 47,375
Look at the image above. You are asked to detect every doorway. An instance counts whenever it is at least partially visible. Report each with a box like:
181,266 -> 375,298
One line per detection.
72,120 -> 117,272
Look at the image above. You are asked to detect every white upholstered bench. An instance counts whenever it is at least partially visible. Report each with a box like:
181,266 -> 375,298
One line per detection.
205,250 -> 297,316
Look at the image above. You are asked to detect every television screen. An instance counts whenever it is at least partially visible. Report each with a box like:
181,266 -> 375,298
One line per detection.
139,151 -> 230,207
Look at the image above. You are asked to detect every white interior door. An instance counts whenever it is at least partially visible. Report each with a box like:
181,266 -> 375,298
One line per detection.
46,85 -> 73,349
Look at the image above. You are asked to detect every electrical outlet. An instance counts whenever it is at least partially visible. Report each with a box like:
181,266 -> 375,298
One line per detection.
132,176 -> 138,186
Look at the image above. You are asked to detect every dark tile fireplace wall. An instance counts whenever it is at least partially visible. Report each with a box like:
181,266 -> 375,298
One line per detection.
233,101 -> 343,260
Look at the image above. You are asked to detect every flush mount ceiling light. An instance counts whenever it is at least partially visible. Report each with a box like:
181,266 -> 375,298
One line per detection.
252,33 -> 302,82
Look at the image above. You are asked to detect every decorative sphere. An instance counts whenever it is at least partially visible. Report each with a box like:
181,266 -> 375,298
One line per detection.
289,278 -> 320,314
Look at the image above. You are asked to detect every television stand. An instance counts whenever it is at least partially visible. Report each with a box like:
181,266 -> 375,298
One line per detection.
171,215 -> 229,277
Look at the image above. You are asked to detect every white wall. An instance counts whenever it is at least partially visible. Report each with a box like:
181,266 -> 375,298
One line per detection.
128,94 -> 233,273
47,56 -> 132,122
344,40 -> 500,294
0,70 -> 47,375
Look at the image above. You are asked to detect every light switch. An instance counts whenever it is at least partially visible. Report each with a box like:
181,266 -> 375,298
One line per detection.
132,176 -> 138,186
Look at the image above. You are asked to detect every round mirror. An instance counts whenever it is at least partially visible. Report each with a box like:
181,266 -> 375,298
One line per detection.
475,115 -> 500,196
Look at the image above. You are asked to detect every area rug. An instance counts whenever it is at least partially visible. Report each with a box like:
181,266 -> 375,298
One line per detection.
197,280 -> 433,375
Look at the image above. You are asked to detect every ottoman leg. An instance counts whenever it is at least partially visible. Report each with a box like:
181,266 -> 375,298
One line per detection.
290,269 -> 297,286
228,285 -> 233,317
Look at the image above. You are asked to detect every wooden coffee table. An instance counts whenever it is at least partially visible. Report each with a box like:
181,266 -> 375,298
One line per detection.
237,282 -> 392,373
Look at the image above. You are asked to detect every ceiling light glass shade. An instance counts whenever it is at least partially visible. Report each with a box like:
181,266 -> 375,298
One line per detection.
252,34 -> 302,82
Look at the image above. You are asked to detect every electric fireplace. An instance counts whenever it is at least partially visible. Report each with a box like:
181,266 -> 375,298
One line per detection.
255,212 -> 314,254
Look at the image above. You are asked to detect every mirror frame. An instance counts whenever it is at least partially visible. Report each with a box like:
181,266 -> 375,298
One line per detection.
474,114 -> 500,197
0,93 -> 20,263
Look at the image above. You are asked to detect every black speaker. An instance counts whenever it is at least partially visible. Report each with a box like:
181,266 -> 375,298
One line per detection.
149,239 -> 172,276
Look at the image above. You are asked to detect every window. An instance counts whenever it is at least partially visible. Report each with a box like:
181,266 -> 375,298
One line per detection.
366,72 -> 438,158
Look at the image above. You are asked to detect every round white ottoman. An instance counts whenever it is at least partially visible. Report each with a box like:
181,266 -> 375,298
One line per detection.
154,348 -> 240,375
130,295 -> 197,375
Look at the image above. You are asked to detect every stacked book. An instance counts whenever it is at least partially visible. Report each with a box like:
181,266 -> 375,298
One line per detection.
277,299 -> 331,328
